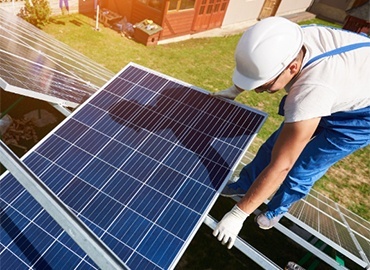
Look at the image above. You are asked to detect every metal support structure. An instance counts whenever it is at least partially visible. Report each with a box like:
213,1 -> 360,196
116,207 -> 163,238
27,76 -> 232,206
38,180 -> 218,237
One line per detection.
272,213 -> 349,270
205,193 -> 355,270
335,203 -> 370,266
204,209 -> 349,270
49,102 -> 72,117
95,0 -> 100,31
0,140 -> 128,270
284,211 -> 368,268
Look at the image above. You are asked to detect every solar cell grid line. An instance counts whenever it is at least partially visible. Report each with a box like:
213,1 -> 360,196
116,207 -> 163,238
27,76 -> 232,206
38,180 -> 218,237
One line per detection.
0,50 -> 96,107
347,218 -> 370,241
339,204 -> 370,231
299,193 -> 367,252
87,64 -> 266,266
0,63 -> 267,269
0,9 -> 113,85
319,211 -> 341,244
355,234 -> 370,264
312,190 -> 370,243
0,9 -> 115,107
304,201 -> 319,231
6,76 -> 175,266
334,222 -> 358,255
287,194 -> 370,267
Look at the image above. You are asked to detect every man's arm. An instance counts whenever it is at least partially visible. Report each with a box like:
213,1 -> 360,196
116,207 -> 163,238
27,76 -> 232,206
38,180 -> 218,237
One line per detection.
213,117 -> 321,248
237,117 -> 321,214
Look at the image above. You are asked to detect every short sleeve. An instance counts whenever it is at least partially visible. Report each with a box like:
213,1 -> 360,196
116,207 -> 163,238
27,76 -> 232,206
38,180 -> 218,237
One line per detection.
284,84 -> 335,123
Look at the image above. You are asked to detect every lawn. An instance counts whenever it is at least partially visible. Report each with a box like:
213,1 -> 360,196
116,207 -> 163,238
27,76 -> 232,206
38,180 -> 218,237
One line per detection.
42,14 -> 369,221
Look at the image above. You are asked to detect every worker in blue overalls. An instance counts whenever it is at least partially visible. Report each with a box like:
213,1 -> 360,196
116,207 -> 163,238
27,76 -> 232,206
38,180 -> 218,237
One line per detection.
212,16 -> 370,249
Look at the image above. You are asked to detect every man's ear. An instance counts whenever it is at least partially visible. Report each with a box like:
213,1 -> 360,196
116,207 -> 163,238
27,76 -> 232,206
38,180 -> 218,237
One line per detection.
288,60 -> 300,75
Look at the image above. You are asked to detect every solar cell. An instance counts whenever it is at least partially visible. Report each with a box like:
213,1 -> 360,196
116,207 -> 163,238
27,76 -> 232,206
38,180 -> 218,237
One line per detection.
0,63 -> 267,269
0,9 -> 114,107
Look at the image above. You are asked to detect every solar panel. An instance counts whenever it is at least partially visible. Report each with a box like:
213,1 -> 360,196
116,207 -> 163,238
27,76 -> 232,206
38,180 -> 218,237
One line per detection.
0,63 -> 267,269
288,189 -> 370,267
0,9 -> 114,107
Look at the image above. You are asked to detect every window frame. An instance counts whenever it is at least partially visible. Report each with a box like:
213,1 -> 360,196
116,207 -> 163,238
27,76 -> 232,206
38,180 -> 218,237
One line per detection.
168,0 -> 196,12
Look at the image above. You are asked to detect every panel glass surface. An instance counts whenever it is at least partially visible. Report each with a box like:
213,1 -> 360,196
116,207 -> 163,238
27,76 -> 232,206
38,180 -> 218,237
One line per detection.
0,9 -> 114,107
288,189 -> 370,266
0,63 -> 266,269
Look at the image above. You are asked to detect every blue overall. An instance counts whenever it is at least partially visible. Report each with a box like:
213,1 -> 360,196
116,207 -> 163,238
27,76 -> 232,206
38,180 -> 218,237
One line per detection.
231,41 -> 370,219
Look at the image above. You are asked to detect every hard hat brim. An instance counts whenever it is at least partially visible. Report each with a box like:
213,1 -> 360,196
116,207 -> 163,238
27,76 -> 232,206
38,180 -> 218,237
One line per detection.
232,68 -> 265,90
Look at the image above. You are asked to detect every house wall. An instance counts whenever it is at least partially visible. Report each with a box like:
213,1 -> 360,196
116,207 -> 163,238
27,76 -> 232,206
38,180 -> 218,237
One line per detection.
276,0 -> 313,16
130,2 -> 163,25
0,0 -> 95,15
34,0 -> 96,15
222,0 -> 313,27
103,0 -> 132,21
222,0 -> 264,26
161,10 -> 195,38
0,0 -> 26,15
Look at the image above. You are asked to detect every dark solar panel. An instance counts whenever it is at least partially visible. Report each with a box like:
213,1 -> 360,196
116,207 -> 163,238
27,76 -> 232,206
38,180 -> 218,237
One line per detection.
0,63 -> 267,269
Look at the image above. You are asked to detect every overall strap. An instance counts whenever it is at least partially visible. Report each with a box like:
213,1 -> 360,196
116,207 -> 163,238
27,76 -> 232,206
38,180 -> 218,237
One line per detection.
278,42 -> 370,117
303,42 -> 370,69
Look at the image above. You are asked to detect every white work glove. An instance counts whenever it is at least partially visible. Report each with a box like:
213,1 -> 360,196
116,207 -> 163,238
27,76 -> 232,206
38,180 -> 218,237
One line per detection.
212,85 -> 243,100
213,205 -> 249,249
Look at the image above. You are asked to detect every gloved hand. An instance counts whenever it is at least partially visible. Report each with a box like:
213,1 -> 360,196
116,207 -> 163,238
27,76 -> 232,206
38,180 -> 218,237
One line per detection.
212,85 -> 243,100
213,205 -> 249,249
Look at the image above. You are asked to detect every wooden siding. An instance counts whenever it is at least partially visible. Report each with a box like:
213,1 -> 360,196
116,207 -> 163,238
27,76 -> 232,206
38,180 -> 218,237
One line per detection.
131,2 -> 163,25
103,0 -> 132,21
161,10 -> 195,38
343,16 -> 370,35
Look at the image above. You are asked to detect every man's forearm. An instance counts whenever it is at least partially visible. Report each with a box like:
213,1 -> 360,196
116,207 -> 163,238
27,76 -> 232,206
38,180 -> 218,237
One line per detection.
236,164 -> 289,214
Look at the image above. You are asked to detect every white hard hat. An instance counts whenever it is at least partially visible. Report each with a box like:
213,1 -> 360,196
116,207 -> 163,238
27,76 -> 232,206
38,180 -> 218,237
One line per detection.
232,16 -> 304,90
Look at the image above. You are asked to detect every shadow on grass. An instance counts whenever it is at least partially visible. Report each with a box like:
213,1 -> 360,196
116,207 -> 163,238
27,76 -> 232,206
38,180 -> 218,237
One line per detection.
69,19 -> 83,27
49,18 -> 65,25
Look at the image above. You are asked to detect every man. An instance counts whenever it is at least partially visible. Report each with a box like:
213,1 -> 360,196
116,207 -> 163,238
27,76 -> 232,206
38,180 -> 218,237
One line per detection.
59,0 -> 69,14
212,16 -> 370,249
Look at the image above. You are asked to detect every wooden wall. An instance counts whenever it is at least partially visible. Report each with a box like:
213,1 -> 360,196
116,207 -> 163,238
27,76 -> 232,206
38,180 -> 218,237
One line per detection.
131,2 -> 163,25
161,10 -> 195,39
103,0 -> 132,21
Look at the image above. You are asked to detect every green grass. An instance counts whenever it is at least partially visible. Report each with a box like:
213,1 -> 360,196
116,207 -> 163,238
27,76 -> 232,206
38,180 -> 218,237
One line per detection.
42,14 -> 369,220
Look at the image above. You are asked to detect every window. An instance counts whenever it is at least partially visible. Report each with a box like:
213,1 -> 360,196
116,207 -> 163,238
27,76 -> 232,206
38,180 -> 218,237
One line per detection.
168,0 -> 195,11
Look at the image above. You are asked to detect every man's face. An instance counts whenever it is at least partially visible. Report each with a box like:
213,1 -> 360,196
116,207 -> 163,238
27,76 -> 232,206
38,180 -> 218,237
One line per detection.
255,68 -> 288,94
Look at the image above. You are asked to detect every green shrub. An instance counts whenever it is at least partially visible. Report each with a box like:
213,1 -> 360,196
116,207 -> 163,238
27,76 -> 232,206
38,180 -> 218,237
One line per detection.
18,0 -> 52,28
